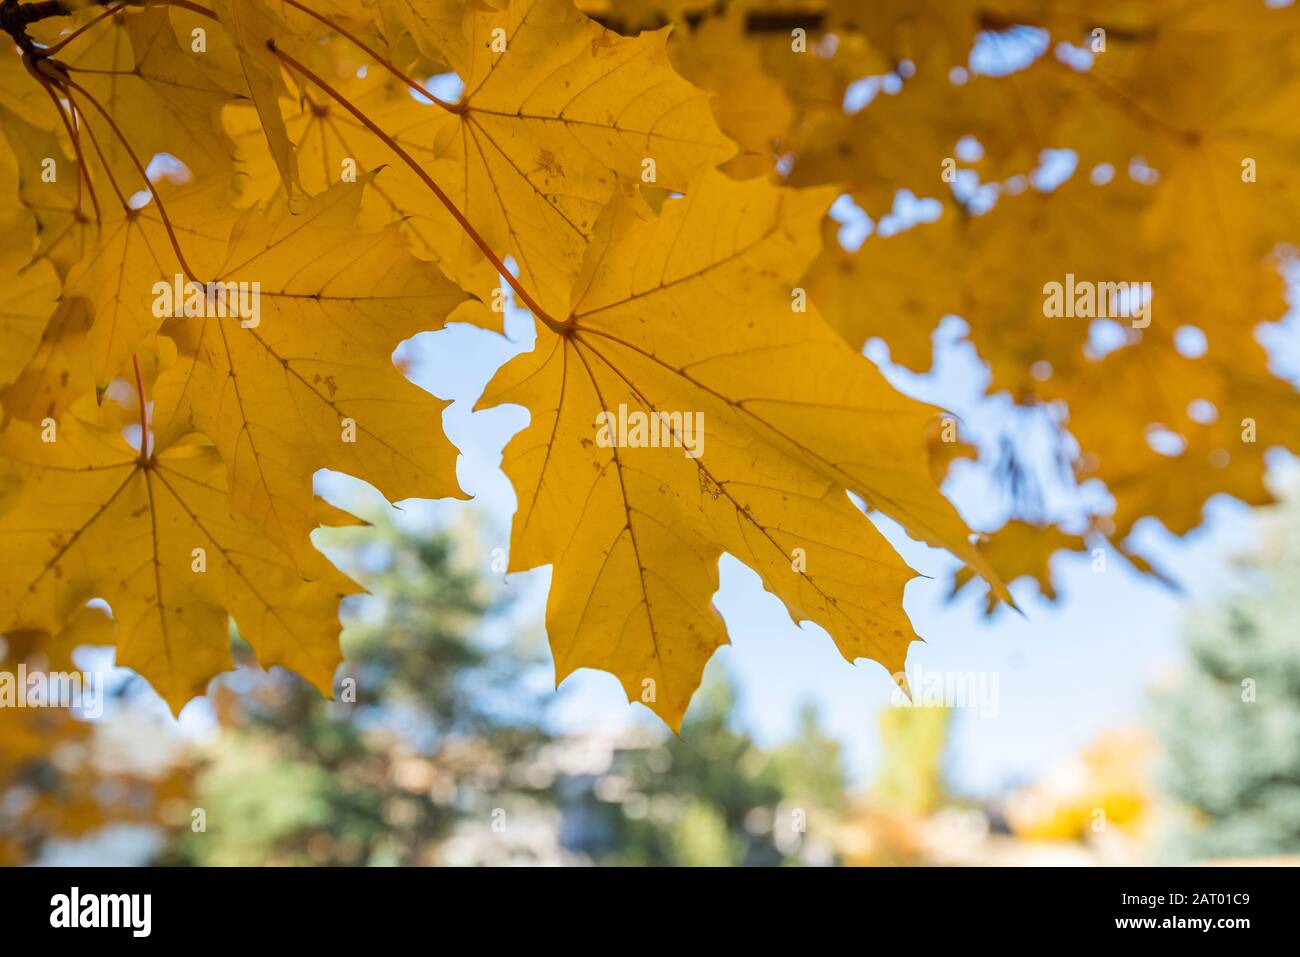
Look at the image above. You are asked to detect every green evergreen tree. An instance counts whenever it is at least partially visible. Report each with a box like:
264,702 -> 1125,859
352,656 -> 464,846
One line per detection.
1153,487 -> 1300,862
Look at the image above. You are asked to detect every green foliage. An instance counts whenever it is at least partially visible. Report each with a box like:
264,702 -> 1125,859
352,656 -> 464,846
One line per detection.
1153,487 -> 1300,862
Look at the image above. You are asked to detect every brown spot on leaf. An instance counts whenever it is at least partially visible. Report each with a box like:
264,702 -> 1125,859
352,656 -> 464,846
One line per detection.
312,373 -> 339,398
536,148 -> 564,178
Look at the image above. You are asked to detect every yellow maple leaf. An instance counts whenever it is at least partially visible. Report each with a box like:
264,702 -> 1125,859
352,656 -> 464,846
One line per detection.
0,417 -> 359,713
153,180 -> 472,561
0,164 -> 59,388
480,171 -> 1000,729
950,520 -> 1088,615
665,5 -> 794,178
0,102 -> 95,277
388,0 -> 737,315
210,0 -> 305,196
5,177 -> 236,422
33,7 -> 238,191
1,602 -> 116,676
225,72 -> 502,307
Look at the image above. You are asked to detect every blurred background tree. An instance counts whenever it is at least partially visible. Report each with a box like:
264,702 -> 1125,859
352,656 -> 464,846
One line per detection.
1153,486 -> 1300,863
558,678 -> 848,865
0,703 -> 187,865
0,611 -> 188,865
837,706 -> 962,866
160,516 -> 558,866
872,706 -> 951,816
